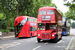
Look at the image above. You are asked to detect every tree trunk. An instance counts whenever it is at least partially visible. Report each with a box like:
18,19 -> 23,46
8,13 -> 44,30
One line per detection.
16,0 -> 20,17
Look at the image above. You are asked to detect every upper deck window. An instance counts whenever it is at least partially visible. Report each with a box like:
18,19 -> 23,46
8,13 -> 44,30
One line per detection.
27,18 -> 37,22
39,10 -> 46,15
47,10 -> 54,15
28,18 -> 33,22
20,18 -> 27,25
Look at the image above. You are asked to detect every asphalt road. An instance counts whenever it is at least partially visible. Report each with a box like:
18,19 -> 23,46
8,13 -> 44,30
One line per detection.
0,28 -> 75,50
0,35 -> 74,50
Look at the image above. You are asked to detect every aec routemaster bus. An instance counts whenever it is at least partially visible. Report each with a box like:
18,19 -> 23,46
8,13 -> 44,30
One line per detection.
62,17 -> 70,35
37,7 -> 62,42
14,16 -> 37,38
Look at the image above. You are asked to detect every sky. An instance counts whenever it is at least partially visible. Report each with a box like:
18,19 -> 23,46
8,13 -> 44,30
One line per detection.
52,0 -> 69,13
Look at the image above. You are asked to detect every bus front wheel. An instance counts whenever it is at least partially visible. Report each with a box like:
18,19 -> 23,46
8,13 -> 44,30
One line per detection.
37,38 -> 40,42
53,34 -> 58,43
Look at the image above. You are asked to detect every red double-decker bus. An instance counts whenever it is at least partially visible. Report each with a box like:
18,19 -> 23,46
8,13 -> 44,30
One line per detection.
37,7 -> 62,42
14,16 -> 37,38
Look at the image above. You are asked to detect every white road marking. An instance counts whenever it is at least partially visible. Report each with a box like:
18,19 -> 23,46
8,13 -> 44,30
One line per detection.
65,34 -> 75,50
57,40 -> 65,44
36,41 -> 37,43
0,42 -> 21,50
55,46 -> 66,48
33,46 -> 41,50
44,42 -> 48,45
40,40 -> 43,41
17,40 -> 25,43
57,40 -> 62,43
6,42 -> 21,48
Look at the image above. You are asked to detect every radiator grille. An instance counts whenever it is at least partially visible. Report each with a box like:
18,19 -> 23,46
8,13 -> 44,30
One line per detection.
41,33 -> 50,40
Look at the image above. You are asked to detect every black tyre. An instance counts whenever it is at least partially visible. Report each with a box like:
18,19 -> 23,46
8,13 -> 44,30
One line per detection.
53,34 -> 58,43
37,38 -> 40,42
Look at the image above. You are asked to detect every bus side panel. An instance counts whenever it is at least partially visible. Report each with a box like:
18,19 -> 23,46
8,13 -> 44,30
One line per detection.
26,22 -> 31,37
32,31 -> 37,36
17,22 -> 29,37
30,22 -> 37,37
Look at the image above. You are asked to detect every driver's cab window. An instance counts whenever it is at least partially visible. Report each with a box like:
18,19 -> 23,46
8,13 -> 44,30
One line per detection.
49,25 -> 56,29
38,23 -> 45,30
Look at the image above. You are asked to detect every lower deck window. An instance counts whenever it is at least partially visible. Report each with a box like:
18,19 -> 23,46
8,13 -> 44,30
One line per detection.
30,27 -> 37,31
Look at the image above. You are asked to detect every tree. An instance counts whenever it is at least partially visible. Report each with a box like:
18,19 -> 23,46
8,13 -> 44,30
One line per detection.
0,0 -> 58,32
64,0 -> 75,20
0,13 -> 6,21
58,9 -> 64,17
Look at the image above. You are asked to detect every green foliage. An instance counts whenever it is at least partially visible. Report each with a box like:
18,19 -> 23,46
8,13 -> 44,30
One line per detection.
0,13 -> 6,20
0,29 -> 10,33
70,4 -> 75,10
64,1 -> 71,6
71,22 -> 75,28
64,0 -> 75,20
58,9 -> 64,17
0,0 -> 58,32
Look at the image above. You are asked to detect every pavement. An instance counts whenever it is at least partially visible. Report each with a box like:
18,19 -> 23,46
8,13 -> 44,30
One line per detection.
0,35 -> 15,40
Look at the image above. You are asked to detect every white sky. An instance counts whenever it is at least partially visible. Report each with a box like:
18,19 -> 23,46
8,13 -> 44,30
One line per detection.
52,0 -> 70,13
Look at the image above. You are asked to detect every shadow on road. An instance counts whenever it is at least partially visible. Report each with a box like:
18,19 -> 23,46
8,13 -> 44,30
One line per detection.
37,39 -> 61,43
16,36 -> 36,39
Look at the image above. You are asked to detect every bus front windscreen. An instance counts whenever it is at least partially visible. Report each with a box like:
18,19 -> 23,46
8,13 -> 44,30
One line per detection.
38,23 -> 45,30
49,25 -> 56,30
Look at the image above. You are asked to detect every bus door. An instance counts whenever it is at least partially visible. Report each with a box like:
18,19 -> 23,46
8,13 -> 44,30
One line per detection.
15,18 -> 27,37
30,27 -> 37,36
15,23 -> 23,37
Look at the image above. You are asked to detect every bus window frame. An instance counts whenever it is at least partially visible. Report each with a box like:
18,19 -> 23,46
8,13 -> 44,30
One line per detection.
47,10 -> 54,15
30,27 -> 37,31
39,10 -> 46,15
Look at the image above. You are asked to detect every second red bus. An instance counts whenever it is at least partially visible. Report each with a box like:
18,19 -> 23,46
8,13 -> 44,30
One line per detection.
14,16 -> 37,38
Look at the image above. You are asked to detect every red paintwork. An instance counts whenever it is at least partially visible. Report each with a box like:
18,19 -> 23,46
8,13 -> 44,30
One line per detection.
37,30 -> 56,39
14,16 -> 37,37
14,16 -> 27,27
37,7 -> 62,40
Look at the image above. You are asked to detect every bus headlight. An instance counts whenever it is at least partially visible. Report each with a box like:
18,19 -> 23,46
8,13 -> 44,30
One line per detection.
38,34 -> 40,36
52,34 -> 54,37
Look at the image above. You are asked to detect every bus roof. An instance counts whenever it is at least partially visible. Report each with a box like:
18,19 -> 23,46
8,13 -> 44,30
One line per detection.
39,7 -> 56,10
14,16 -> 37,26
15,16 -> 37,20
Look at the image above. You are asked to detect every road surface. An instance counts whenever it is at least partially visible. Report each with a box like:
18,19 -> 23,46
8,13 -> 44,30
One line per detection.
0,28 -> 75,50
0,35 -> 74,50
